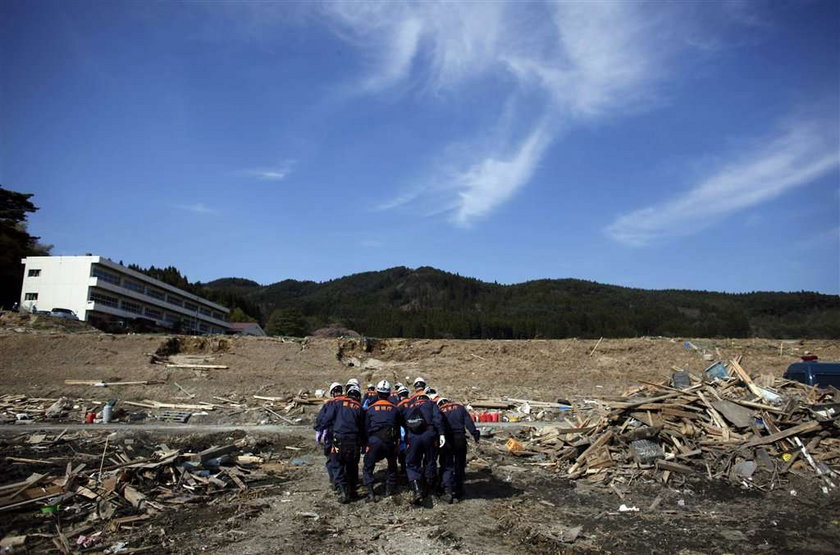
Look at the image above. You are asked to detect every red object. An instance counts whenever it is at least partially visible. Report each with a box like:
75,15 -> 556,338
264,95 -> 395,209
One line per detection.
85,412 -> 95,424
801,355 -> 818,361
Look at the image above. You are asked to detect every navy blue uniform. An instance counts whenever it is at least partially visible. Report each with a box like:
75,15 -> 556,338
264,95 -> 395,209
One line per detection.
438,402 -> 479,496
399,394 -> 444,483
362,399 -> 399,488
320,396 -> 363,490
314,397 -> 340,485
362,391 -> 378,409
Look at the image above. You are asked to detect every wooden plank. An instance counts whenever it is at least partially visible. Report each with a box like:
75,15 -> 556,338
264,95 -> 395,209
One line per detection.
743,420 -> 821,448
165,364 -> 228,369
191,444 -> 237,463
9,473 -> 46,499
568,430 -> 613,474
467,400 -> 514,409
656,460 -> 695,474
727,398 -> 785,414
140,400 -> 217,410
607,392 -> 684,409
0,484 -> 64,511
64,380 -> 151,386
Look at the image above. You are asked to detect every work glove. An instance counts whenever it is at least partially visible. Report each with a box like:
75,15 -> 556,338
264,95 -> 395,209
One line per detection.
315,430 -> 324,445
473,433 -> 480,444
439,435 -> 446,448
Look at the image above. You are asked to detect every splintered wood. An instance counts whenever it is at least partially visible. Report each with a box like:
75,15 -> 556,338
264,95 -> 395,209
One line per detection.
0,432 -> 277,552
502,359 -> 839,492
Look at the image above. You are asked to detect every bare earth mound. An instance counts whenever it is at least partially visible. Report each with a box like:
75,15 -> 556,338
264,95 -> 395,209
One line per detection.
1,326 -> 838,553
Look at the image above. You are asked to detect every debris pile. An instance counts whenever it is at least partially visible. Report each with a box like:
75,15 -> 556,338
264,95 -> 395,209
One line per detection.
1,395 -> 92,424
501,359 -> 839,493
467,397 -> 572,422
0,432 -> 280,552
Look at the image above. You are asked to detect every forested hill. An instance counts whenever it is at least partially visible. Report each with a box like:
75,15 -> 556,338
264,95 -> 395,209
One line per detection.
201,266 -> 840,339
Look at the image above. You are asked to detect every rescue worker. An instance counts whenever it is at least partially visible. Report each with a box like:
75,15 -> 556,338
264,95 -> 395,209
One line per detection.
437,397 -> 480,503
320,384 -> 364,503
346,377 -> 360,391
362,380 -> 399,501
362,383 -> 378,408
393,384 -> 410,475
388,383 -> 404,405
399,377 -> 445,504
314,382 -> 344,489
425,386 -> 440,402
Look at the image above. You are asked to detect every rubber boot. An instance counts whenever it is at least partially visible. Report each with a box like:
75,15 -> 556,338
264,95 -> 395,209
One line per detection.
442,486 -> 454,504
385,483 -> 396,497
423,478 -> 434,499
366,485 -> 377,503
410,480 -> 423,505
433,476 -> 443,497
338,485 -> 350,504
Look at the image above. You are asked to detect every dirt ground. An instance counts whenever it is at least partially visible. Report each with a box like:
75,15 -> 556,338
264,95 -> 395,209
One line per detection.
1,318 -> 839,553
1,427 -> 838,554
2,317 -> 838,405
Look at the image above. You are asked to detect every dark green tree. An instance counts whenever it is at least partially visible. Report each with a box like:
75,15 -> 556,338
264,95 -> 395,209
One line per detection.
228,307 -> 257,322
266,308 -> 308,337
0,186 -> 51,308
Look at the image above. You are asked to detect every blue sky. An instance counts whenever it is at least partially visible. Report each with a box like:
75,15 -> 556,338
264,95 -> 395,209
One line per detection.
2,1 -> 838,293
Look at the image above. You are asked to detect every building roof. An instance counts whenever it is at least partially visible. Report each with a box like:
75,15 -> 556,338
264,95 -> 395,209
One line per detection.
230,322 -> 261,330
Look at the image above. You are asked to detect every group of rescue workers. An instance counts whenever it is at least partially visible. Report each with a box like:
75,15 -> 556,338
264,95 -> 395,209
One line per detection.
314,376 -> 480,505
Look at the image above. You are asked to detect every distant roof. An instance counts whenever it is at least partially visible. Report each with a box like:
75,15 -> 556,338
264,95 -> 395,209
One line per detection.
230,322 -> 260,330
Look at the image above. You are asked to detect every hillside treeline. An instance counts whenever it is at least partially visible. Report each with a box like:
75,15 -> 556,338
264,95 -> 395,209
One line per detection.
197,266 -> 839,339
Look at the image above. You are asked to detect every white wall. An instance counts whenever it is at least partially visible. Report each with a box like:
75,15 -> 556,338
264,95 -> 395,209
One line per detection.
20,256 -> 95,318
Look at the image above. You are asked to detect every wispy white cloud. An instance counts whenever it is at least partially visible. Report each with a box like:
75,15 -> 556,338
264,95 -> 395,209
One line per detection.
453,123 -> 553,226
247,160 -> 294,182
176,202 -> 219,215
606,121 -> 840,246
322,1 -> 679,225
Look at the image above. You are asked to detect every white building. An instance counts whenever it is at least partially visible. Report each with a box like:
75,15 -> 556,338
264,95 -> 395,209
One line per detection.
19,255 -> 231,334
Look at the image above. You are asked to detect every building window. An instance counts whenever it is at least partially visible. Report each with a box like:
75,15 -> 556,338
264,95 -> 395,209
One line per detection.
199,307 -> 212,317
147,288 -> 165,300
123,280 -> 145,294
89,291 -> 119,308
184,302 -> 198,312
164,312 -> 180,323
92,267 -> 121,286
27,269 -> 41,277
145,308 -> 163,319
199,323 -> 209,332
121,300 -> 142,314
167,296 -> 183,307
212,311 -> 224,320
24,292 -> 38,301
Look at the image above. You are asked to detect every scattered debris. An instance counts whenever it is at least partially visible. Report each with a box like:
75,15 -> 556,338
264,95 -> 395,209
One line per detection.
499,358 -> 839,492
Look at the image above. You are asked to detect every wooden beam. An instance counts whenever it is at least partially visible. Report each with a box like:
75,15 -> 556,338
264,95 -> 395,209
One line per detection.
743,420 -> 821,448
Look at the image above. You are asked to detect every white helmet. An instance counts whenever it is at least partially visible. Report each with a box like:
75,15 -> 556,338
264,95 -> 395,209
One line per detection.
346,378 -> 360,389
375,380 -> 391,394
437,397 -> 449,407
425,386 -> 440,401
328,382 -> 343,396
346,385 -> 361,398
413,376 -> 426,389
